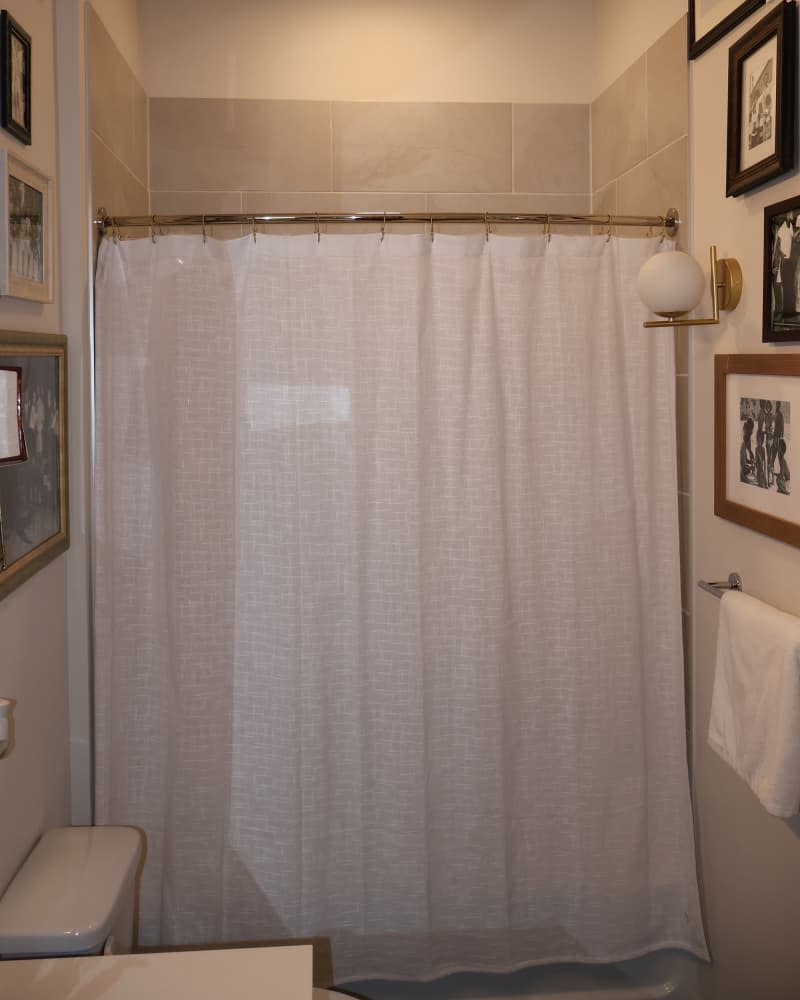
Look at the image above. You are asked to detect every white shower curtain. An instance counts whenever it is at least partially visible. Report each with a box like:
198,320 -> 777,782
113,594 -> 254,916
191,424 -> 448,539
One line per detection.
93,231 -> 708,982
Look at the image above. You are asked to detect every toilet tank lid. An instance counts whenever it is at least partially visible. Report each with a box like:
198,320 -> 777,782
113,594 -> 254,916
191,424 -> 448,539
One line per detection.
0,826 -> 142,956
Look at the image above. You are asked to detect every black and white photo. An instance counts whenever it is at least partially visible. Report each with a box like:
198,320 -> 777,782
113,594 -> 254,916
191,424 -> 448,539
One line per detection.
726,2 -> 796,197
738,397 -> 791,494
763,194 -> 800,342
0,332 -> 68,600
0,10 -> 30,145
0,151 -> 51,302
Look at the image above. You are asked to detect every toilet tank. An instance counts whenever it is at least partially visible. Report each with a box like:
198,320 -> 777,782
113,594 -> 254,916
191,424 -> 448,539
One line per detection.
0,826 -> 142,959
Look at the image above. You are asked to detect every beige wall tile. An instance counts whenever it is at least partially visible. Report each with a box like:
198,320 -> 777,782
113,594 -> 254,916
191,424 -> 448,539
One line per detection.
678,489 -> 691,612
676,373 -> 689,494
591,56 -> 647,191
617,137 -> 687,231
592,181 -> 617,217
426,192 -> 591,234
92,133 -> 148,220
675,326 -> 689,375
332,102 -> 511,193
242,191 -> 428,235
150,99 -> 332,193
513,104 -> 589,194
88,6 -> 148,187
646,17 -> 689,153
149,191 -> 244,239
150,191 -> 243,215
647,16 -> 688,156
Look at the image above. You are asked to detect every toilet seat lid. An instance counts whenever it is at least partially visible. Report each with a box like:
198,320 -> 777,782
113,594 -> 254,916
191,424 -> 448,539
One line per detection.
0,826 -> 142,956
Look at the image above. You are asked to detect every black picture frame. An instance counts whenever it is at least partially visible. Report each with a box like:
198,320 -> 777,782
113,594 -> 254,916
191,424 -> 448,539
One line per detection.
0,11 -> 30,146
0,331 -> 68,597
690,0 -> 765,60
762,194 -> 800,342
726,1 -> 796,198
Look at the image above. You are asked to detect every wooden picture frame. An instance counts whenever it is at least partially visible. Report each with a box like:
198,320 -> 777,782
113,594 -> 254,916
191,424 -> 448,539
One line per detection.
726,1 -> 796,197
715,353 -> 800,547
0,151 -> 52,302
0,10 -> 30,145
689,0 -> 765,60
0,331 -> 68,597
762,193 -> 800,342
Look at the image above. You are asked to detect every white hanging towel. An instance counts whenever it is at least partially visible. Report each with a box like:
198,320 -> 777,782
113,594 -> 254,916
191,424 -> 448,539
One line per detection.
708,590 -> 800,817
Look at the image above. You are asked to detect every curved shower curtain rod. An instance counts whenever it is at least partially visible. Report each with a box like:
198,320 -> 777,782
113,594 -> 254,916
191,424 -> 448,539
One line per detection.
95,206 -> 680,237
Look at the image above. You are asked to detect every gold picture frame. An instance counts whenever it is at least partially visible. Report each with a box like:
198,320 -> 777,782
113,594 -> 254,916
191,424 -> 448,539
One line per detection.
0,331 -> 68,599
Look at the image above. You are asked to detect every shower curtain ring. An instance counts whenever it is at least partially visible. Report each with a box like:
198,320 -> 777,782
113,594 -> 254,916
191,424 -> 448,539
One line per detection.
315,211 -> 321,243
151,215 -> 157,244
202,214 -> 207,244
485,212 -> 491,242
605,215 -> 612,242
252,216 -> 257,243
381,212 -> 386,243
430,215 -> 435,243
545,215 -> 551,243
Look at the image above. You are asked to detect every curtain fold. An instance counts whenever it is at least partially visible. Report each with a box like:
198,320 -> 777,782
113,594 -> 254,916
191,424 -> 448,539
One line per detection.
94,231 -> 708,983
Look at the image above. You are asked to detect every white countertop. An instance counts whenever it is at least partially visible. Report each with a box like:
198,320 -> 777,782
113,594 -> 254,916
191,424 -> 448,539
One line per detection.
0,943 -> 312,1000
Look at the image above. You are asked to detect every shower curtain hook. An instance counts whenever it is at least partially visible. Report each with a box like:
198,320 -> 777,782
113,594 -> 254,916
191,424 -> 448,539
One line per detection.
112,219 -> 119,244
430,215 -> 435,243
252,216 -> 257,243
202,214 -> 207,244
151,215 -> 157,244
545,215 -> 551,243
315,211 -> 321,243
381,212 -> 386,243
484,212 -> 491,242
605,215 -> 612,242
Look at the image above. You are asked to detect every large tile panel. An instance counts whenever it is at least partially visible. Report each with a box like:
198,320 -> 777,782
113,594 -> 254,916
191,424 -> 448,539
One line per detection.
647,17 -> 689,156
150,98 -> 332,193
92,134 -> 148,220
591,56 -> 647,192
513,104 -> 590,194
332,102 -> 511,193
617,137 -> 688,235
88,6 -> 148,188
242,191 -> 428,234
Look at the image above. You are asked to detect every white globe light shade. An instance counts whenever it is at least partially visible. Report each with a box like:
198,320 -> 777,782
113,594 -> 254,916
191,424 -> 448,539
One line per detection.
637,250 -> 706,317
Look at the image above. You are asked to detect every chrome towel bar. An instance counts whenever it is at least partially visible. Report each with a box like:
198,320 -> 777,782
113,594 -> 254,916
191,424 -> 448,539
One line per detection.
698,573 -> 743,599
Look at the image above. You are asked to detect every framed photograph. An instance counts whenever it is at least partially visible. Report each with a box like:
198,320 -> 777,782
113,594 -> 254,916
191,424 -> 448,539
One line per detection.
0,151 -> 52,302
690,0 -> 765,60
715,353 -> 800,547
761,194 -> 800,342
0,332 -> 68,598
726,1 -> 796,197
0,11 -> 30,145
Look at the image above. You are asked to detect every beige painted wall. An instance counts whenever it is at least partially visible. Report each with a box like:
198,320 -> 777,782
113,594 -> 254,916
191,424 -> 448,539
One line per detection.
691,1 -> 800,996
139,0 -> 594,103
0,0 -> 71,893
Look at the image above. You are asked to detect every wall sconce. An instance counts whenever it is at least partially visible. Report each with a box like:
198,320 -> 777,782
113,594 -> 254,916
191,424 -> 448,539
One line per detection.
0,366 -> 27,572
637,246 -> 743,328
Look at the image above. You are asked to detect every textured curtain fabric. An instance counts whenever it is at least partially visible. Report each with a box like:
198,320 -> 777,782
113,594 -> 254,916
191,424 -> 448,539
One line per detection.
93,232 -> 708,982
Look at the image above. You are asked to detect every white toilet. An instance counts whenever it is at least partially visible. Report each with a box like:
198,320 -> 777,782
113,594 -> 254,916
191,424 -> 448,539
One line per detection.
0,825 -> 142,958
